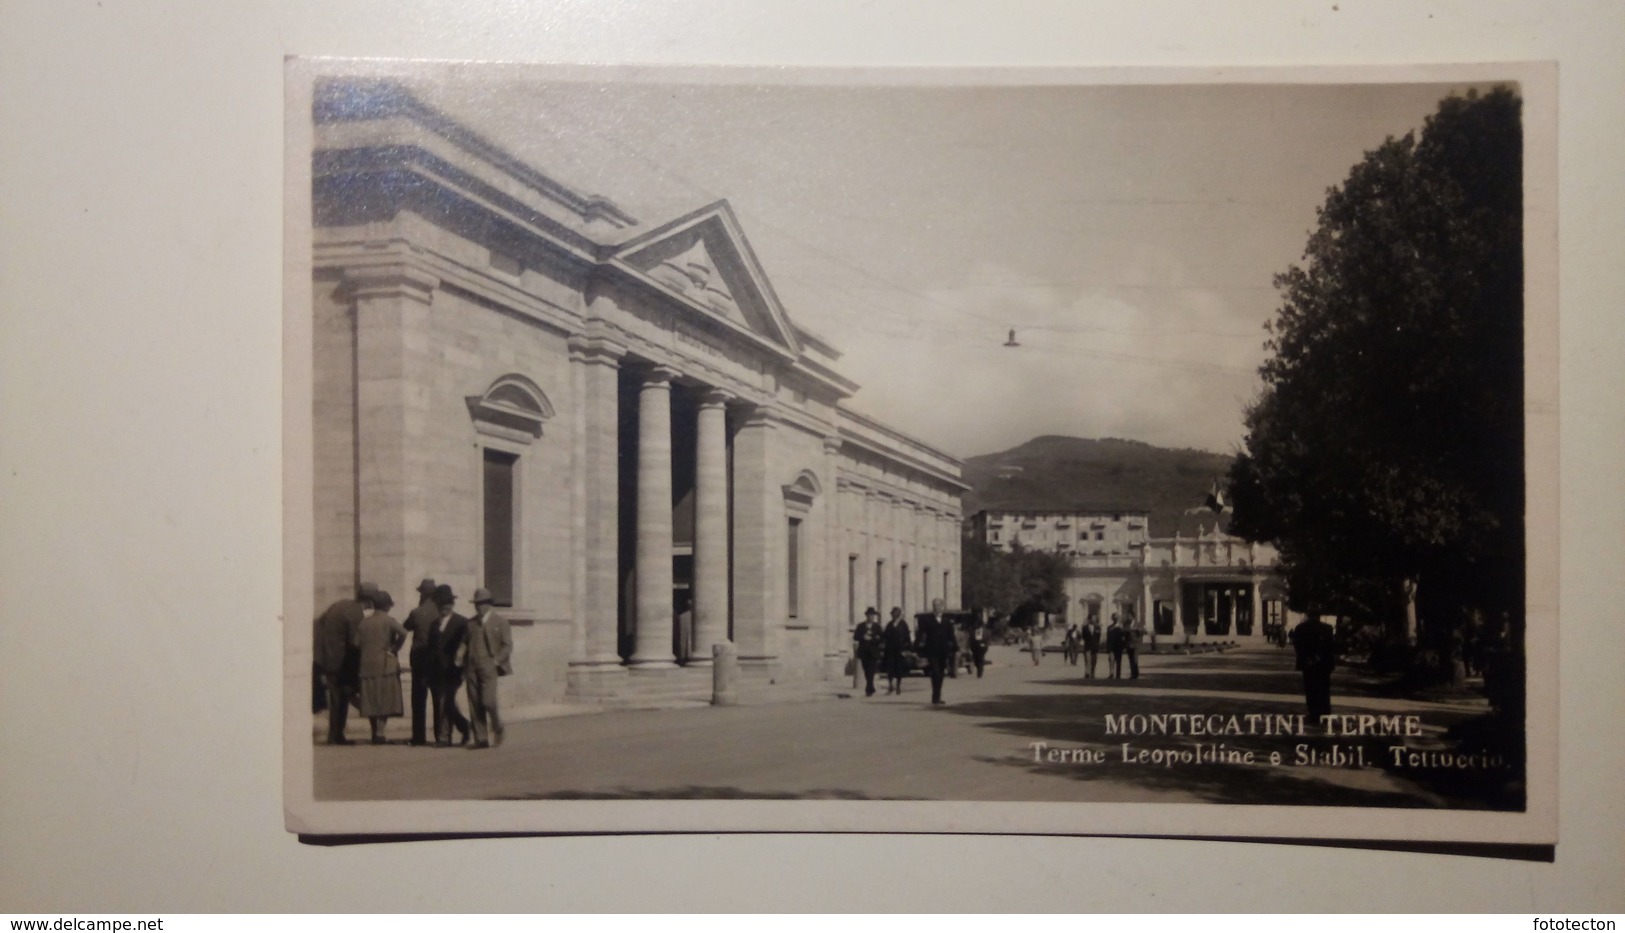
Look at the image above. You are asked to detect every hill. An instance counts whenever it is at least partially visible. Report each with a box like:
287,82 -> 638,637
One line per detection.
961,435 -> 1235,538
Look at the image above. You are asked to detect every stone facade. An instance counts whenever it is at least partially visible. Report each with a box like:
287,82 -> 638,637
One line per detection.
970,508 -> 1150,557
1061,522 -> 1298,643
309,79 -> 963,708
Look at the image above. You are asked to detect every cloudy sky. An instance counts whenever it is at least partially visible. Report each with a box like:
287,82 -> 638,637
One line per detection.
404,71 -> 1483,459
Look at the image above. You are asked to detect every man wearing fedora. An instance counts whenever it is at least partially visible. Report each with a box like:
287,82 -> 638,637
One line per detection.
431,584 -> 473,747
402,577 -> 442,746
463,587 -> 513,749
852,607 -> 884,697
313,582 -> 376,745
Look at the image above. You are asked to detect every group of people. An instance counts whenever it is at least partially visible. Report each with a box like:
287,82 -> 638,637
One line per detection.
313,578 -> 513,748
851,599 -> 988,705
1029,614 -> 1143,679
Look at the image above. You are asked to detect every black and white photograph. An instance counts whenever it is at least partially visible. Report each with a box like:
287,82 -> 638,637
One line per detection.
283,59 -> 1557,843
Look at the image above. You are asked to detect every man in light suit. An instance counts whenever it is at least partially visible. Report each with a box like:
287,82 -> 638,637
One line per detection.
464,587 -> 513,749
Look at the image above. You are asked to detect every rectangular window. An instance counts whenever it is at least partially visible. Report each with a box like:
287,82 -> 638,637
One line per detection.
876,560 -> 885,615
483,448 -> 518,606
786,517 -> 801,618
900,564 -> 909,616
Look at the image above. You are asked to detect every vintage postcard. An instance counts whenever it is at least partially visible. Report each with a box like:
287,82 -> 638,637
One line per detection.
283,59 -> 1557,844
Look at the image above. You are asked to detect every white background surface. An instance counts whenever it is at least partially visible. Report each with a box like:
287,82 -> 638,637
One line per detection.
2,0 -> 1621,913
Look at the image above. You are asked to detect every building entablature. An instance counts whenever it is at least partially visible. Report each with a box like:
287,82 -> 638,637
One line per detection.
314,79 -> 637,250
834,472 -> 958,516
315,82 -> 862,421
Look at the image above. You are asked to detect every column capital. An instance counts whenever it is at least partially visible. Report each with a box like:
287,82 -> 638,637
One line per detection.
568,334 -> 628,366
696,386 -> 735,408
639,363 -> 681,387
342,261 -> 439,305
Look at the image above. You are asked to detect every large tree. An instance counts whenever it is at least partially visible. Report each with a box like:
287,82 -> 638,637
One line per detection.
961,539 -> 1071,622
1230,88 -> 1524,671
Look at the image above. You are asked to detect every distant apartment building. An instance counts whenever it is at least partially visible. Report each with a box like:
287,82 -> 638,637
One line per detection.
969,508 -> 1150,556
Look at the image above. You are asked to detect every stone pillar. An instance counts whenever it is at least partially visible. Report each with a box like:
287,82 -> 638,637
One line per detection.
730,408 -> 778,671
567,336 -> 627,678
1250,577 -> 1264,641
823,436 -> 846,673
1173,575 -> 1186,642
630,365 -> 678,669
345,262 -> 438,600
1141,572 -> 1153,638
689,388 -> 733,665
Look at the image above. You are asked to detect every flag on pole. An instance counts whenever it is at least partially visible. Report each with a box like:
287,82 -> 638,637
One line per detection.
1205,478 -> 1227,513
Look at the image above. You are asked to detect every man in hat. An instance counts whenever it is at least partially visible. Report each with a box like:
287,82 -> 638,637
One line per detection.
915,598 -> 958,706
402,577 -> 442,746
431,585 -> 472,747
852,608 -> 884,697
1290,613 -> 1337,726
463,587 -> 513,749
313,582 -> 376,745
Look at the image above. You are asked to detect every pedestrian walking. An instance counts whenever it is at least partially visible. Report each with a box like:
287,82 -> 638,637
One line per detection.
881,607 -> 912,694
402,577 -> 441,746
1026,624 -> 1043,666
853,608 -> 884,697
1125,613 -> 1144,679
356,590 -> 407,744
463,587 -> 513,749
1106,615 -> 1127,679
1290,613 -> 1337,725
915,599 -> 958,706
968,619 -> 989,678
431,585 -> 472,747
1081,614 -> 1102,679
1063,623 -> 1081,666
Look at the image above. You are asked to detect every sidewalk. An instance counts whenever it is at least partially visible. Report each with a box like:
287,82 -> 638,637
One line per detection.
314,644 -> 1514,808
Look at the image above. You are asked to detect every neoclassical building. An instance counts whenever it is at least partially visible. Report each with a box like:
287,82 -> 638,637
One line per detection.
309,79 -> 964,709
1061,510 -> 1297,641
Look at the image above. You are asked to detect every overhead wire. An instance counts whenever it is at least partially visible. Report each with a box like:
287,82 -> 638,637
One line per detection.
527,110 -> 1274,375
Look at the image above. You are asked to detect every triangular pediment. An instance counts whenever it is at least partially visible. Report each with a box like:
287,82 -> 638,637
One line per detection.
610,201 -> 800,357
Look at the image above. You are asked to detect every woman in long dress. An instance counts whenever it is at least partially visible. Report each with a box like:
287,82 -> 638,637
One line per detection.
881,607 -> 913,695
356,590 -> 407,744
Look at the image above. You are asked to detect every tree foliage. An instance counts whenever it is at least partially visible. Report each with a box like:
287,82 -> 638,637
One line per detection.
961,539 -> 1072,621
1230,88 -> 1524,662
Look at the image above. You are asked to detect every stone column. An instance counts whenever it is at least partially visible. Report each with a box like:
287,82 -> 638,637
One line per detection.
345,262 -> 438,600
823,436 -> 845,672
730,408 -> 778,671
689,388 -> 732,665
567,336 -> 627,678
1173,575 -> 1186,642
1250,576 -> 1264,641
630,365 -> 679,669
1141,573 -> 1153,637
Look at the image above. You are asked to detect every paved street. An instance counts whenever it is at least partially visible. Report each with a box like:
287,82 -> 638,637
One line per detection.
315,643 -> 1512,808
